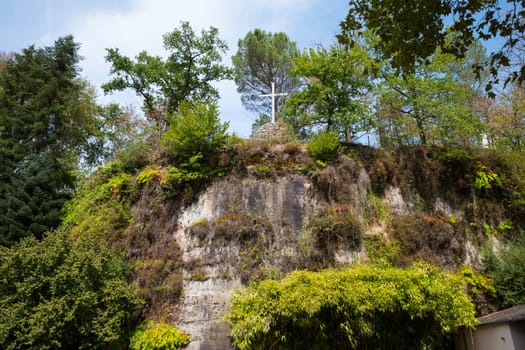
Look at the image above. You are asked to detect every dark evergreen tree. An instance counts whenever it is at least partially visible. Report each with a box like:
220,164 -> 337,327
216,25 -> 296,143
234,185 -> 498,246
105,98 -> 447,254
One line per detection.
0,36 -> 102,245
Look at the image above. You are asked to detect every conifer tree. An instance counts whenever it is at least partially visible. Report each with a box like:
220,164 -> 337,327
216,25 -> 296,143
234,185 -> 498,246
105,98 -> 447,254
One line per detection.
0,36 -> 102,245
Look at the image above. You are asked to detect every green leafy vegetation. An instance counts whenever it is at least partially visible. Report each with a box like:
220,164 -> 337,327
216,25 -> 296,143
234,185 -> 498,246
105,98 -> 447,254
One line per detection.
339,0 -> 525,91
161,100 -> 230,163
484,238 -> 525,308
306,130 -> 342,161
0,36 -> 104,245
130,320 -> 190,350
63,165 -> 134,246
232,29 -> 300,120
375,42 -> 486,147
284,44 -> 373,142
1,7 -> 525,348
228,264 -> 477,350
0,229 -> 144,350
103,21 -> 232,129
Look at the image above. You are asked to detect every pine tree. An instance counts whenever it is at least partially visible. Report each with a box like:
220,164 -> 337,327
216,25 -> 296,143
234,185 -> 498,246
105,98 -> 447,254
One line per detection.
0,36 -> 101,245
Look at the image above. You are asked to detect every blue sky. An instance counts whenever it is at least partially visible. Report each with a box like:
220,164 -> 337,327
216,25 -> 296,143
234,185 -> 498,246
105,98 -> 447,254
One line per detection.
0,0 -> 349,137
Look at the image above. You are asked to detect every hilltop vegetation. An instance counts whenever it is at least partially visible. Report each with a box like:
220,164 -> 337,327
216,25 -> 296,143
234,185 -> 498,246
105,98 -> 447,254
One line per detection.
1,6 -> 524,349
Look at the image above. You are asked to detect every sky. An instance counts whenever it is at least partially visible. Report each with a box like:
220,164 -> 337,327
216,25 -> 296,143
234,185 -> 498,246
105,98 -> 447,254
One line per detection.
0,0 -> 349,137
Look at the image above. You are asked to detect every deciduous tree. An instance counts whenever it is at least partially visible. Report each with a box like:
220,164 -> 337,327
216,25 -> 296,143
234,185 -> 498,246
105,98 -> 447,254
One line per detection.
376,48 -> 486,146
103,22 -> 232,129
488,84 -> 525,151
339,0 -> 525,94
284,44 -> 373,142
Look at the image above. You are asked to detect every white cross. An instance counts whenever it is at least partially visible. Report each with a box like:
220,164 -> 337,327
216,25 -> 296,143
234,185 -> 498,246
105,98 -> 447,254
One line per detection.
260,82 -> 288,124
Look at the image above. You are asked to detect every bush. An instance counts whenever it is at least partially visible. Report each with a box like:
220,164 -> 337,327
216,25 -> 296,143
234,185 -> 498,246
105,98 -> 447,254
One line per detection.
306,130 -> 341,161
0,229 -> 144,349
161,101 -> 229,162
306,207 -> 363,267
63,170 -> 133,246
391,211 -> 465,268
363,235 -> 401,266
485,237 -> 525,308
130,320 -> 190,350
228,264 -> 476,350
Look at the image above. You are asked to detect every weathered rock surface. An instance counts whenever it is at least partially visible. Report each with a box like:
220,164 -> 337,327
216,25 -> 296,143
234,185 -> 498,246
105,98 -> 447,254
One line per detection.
173,174 -> 322,349
155,164 -> 481,348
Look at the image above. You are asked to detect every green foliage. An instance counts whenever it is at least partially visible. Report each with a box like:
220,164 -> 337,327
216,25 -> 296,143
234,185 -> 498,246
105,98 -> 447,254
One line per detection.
363,235 -> 401,266
339,0 -> 524,91
306,131 -> 342,161
376,46 -> 486,147
130,320 -> 190,350
315,159 -> 327,168
364,193 -> 390,224
161,101 -> 229,162
474,168 -> 501,190
456,265 -> 496,298
228,264 -> 477,350
63,169 -> 133,245
232,29 -> 300,116
0,36 -> 104,245
103,21 -> 232,127
0,229 -> 144,350
136,166 -> 162,185
455,265 -> 497,314
484,237 -> 525,308
390,211 -> 465,268
97,104 -> 156,169
489,84 -> 525,151
0,154 -> 74,245
439,148 -> 472,165
305,206 -> 363,268
285,44 -> 373,142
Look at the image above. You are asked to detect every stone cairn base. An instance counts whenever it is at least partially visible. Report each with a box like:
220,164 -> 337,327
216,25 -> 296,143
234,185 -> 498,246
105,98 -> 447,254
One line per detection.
251,122 -> 288,141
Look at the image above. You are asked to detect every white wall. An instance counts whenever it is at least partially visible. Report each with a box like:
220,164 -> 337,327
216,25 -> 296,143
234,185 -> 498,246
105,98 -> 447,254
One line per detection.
456,323 -> 516,350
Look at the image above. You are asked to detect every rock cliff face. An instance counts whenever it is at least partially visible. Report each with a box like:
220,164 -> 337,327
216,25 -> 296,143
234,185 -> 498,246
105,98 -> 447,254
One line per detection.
126,146 -> 522,349
165,171 -> 457,349
173,174 -> 322,350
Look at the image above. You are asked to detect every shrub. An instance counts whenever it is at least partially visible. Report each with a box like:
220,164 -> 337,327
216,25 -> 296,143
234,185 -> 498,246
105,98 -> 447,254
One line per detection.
161,101 -> 229,162
63,171 -> 133,246
456,265 -> 497,315
390,211 -> 465,268
306,130 -> 341,161
130,320 -> 190,350
228,264 -> 477,350
0,229 -> 144,350
306,207 -> 363,267
484,237 -> 525,308
363,235 -> 401,266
